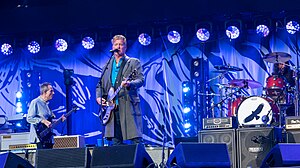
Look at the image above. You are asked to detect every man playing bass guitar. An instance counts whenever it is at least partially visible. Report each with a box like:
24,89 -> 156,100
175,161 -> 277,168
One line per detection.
26,82 -> 66,149
96,35 -> 145,146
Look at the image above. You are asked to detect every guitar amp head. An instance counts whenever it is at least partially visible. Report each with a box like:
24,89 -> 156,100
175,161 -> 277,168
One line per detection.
53,135 -> 85,149
203,117 -> 237,130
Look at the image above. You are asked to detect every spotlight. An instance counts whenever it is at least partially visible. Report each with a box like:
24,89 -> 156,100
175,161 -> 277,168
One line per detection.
183,106 -> 191,114
196,28 -> 210,42
167,31 -> 181,44
1,43 -> 13,55
226,26 -> 240,39
82,36 -> 95,49
28,41 -> 40,54
16,91 -> 22,99
138,33 -> 151,46
183,122 -> 191,129
256,25 -> 270,37
16,102 -> 22,108
55,39 -> 68,52
16,107 -> 22,113
286,21 -> 300,34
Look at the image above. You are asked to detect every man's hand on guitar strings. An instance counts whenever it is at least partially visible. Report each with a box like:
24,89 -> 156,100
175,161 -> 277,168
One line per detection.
61,114 -> 66,122
41,119 -> 51,128
96,97 -> 107,106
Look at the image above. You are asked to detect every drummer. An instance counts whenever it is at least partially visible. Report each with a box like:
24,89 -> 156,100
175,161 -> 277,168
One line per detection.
272,61 -> 295,87
272,61 -> 295,116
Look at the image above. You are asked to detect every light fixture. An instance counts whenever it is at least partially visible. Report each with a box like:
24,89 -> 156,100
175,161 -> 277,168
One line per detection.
138,33 -> 151,46
196,28 -> 210,42
28,41 -> 40,54
256,25 -> 270,37
55,39 -> 68,52
286,21 -> 300,34
167,31 -> 181,44
1,43 -> 13,55
226,26 -> 240,39
82,36 -> 95,49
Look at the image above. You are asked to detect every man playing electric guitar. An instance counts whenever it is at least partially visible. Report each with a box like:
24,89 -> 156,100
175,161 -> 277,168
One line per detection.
27,82 -> 66,149
96,35 -> 145,146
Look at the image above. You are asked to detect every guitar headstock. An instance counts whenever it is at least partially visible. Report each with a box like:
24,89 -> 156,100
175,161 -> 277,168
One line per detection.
127,69 -> 137,80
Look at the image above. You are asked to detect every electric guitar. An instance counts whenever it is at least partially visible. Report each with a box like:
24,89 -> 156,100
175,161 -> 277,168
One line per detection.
102,69 -> 137,125
34,105 -> 78,145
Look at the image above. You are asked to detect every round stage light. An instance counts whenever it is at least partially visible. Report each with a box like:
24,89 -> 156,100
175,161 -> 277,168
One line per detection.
16,91 -> 22,99
138,33 -> 151,46
1,43 -> 13,55
82,36 -> 95,49
167,31 -> 181,44
226,26 -> 240,39
256,25 -> 270,37
286,21 -> 300,34
55,39 -> 68,52
28,41 -> 40,54
196,28 -> 210,42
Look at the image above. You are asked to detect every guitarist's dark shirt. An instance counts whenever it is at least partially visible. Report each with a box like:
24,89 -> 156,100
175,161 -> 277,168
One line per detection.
26,96 -> 54,144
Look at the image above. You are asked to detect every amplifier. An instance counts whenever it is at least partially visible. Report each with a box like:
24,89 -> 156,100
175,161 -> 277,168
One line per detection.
203,117 -> 236,130
0,132 -> 30,151
53,135 -> 85,149
285,116 -> 300,130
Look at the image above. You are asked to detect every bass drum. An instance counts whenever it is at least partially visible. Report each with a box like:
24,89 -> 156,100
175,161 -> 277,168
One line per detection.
227,96 -> 246,117
237,96 -> 279,126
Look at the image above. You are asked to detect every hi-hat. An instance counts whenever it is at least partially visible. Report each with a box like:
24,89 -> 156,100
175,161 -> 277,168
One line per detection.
229,79 -> 262,89
263,52 -> 291,63
214,65 -> 243,72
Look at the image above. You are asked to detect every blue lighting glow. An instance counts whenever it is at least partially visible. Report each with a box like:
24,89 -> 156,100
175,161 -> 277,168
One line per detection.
167,31 -> 181,44
256,25 -> 270,37
16,123 -> 22,127
16,91 -> 22,98
55,39 -> 68,52
226,26 -> 240,39
183,122 -> 191,129
1,43 -> 13,55
82,37 -> 95,49
183,107 -> 191,113
138,33 -> 151,46
28,41 -> 40,54
286,21 -> 300,34
196,28 -> 210,41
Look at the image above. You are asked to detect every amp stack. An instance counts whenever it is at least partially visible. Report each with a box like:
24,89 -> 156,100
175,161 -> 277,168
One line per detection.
199,117 -> 282,168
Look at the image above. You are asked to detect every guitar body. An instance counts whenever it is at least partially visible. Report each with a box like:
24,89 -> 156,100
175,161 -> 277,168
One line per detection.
102,87 -> 115,125
34,106 -> 78,147
34,121 -> 54,145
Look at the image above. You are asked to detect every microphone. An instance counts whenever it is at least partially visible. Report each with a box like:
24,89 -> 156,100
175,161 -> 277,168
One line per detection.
109,49 -> 119,53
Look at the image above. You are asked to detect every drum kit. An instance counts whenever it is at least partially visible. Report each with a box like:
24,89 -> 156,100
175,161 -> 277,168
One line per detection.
209,52 -> 297,127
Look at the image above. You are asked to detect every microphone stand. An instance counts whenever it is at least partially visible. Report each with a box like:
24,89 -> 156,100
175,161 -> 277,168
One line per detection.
159,124 -> 167,168
295,32 -> 299,116
97,51 -> 115,146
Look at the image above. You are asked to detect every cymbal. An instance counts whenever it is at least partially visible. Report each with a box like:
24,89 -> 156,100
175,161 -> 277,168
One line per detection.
229,79 -> 262,89
214,65 -> 243,72
198,93 -> 221,96
211,70 -> 237,74
215,83 -> 239,88
263,52 -> 291,63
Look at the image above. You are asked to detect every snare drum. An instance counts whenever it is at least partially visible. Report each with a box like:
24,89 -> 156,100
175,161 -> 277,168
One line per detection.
266,75 -> 286,90
227,96 -> 246,117
237,96 -> 279,126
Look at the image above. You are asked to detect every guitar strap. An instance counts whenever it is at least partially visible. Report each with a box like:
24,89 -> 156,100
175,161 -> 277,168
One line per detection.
114,57 -> 129,88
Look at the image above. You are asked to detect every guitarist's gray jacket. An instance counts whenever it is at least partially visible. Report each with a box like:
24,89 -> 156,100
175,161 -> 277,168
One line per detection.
96,55 -> 144,140
26,96 -> 55,143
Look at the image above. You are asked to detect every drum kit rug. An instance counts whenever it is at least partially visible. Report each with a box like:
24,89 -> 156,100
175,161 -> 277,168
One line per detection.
208,52 -> 297,127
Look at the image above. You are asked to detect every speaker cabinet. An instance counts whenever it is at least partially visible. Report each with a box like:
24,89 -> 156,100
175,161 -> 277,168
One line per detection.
166,142 -> 230,168
237,127 -> 274,168
0,152 -> 33,168
261,143 -> 300,167
199,129 -> 236,168
35,147 -> 91,168
286,130 -> 300,143
91,144 -> 154,168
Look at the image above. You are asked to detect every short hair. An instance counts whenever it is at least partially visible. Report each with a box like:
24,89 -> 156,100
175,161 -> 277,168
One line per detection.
111,35 -> 127,46
40,82 -> 51,95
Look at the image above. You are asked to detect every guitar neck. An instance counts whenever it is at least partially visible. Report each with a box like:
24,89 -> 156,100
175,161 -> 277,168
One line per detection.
50,108 -> 76,128
108,85 -> 123,102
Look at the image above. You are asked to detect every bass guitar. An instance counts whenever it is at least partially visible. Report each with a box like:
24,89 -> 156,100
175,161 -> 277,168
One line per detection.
102,69 -> 137,125
34,105 -> 78,145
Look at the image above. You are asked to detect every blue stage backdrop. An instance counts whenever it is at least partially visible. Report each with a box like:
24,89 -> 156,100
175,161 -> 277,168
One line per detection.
0,28 -> 298,146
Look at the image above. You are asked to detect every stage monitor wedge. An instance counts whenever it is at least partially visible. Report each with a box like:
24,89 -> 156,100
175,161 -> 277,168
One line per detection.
0,152 -> 34,168
167,142 -> 230,168
91,143 -> 154,168
261,143 -> 300,167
